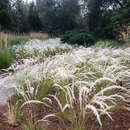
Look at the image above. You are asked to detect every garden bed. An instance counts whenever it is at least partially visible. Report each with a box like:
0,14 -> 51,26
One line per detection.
0,39 -> 130,130
0,105 -> 130,130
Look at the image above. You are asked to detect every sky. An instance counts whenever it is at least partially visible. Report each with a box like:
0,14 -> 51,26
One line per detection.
23,0 -> 35,3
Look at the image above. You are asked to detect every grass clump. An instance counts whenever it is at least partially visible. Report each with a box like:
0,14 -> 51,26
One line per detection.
38,79 -> 128,130
10,37 -> 48,46
23,120 -> 45,130
7,102 -> 21,127
14,38 -> 72,60
96,40 -> 121,47
8,78 -> 54,129
10,37 -> 31,46
0,48 -> 13,69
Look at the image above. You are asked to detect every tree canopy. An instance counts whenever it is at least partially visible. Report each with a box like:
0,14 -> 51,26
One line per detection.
0,0 -> 129,39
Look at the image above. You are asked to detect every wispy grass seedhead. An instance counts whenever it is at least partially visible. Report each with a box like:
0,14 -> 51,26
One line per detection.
0,39 -> 130,130
14,38 -> 72,60
41,80 -> 128,129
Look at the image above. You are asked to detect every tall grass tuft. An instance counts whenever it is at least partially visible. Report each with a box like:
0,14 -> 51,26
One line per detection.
38,80 -> 128,130
96,40 -> 120,47
13,38 -> 72,60
0,48 -> 13,69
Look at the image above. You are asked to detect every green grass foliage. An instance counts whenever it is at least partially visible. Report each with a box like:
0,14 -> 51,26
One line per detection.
96,40 -> 121,47
0,48 -> 13,69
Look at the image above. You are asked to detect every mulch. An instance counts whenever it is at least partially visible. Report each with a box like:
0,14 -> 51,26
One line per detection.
86,109 -> 130,130
0,105 -> 130,130
102,109 -> 130,130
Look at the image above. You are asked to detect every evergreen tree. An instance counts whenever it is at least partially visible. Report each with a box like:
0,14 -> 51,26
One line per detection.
10,0 -> 29,32
36,0 -> 80,35
0,0 -> 11,29
28,2 -> 42,31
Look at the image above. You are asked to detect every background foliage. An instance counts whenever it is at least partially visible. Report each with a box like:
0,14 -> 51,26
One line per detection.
0,0 -> 129,41
61,30 -> 94,46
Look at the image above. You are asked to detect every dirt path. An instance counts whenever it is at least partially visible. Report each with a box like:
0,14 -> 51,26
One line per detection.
0,78 -> 14,105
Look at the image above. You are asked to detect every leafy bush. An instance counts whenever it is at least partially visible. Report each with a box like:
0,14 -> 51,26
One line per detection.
61,31 -> 95,46
0,48 -> 13,69
97,24 -> 115,39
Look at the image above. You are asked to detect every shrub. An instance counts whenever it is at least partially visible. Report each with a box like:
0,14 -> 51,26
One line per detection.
0,48 -> 13,69
61,31 -> 95,46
